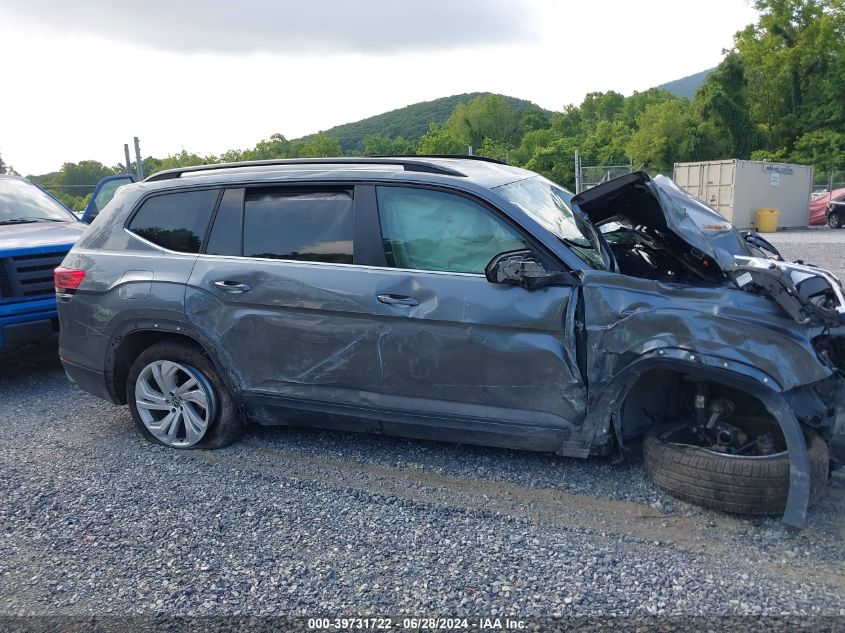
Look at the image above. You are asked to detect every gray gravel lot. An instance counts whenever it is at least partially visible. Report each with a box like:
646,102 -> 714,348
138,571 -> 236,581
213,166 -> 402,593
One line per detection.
765,227 -> 845,281
1,228 -> 845,627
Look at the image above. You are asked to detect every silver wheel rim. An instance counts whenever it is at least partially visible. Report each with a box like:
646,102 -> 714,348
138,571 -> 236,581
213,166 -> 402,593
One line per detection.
135,360 -> 216,448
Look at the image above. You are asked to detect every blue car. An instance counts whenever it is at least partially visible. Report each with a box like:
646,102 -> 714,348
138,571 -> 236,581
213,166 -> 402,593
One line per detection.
0,173 -> 133,353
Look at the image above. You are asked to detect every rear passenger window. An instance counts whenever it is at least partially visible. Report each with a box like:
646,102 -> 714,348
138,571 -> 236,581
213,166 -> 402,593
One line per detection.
242,189 -> 353,263
128,189 -> 218,253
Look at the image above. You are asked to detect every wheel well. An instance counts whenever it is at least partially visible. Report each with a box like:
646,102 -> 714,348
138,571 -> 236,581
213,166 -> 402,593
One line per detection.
110,331 -> 205,404
618,369 -> 771,441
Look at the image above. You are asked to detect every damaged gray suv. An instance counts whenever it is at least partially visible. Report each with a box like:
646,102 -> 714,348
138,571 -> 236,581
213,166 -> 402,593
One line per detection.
56,157 -> 845,528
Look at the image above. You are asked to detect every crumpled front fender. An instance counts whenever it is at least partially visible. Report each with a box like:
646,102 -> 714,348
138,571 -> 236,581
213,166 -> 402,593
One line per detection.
584,348 -> 813,529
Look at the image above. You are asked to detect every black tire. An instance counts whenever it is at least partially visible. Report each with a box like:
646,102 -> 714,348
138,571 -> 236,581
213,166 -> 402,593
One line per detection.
126,339 -> 243,449
828,212 -> 842,229
643,423 -> 828,515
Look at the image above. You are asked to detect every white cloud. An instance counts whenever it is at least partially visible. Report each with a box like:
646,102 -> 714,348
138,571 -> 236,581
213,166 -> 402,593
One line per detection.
0,0 -> 536,54
0,0 -> 760,175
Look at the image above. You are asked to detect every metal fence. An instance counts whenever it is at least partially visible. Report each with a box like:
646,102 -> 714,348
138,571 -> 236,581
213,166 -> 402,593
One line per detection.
574,150 -> 633,194
813,169 -> 845,194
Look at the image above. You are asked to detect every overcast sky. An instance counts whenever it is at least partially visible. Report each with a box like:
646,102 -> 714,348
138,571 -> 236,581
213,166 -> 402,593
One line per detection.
0,0 -> 759,175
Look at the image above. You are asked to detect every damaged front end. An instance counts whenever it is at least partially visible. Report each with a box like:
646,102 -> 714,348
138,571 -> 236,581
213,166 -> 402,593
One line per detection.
570,172 -> 845,528
727,257 -> 845,328
574,172 -> 845,327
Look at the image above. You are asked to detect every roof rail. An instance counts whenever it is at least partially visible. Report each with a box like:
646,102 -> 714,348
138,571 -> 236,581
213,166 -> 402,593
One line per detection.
144,157 -> 467,182
380,154 -> 509,166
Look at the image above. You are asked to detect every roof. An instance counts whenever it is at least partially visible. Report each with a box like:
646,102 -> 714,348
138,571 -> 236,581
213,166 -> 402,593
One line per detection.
143,156 -> 533,190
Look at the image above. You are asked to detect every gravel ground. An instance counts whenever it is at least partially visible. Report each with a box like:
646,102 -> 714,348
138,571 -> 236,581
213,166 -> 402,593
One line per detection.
1,229 -> 845,629
765,227 -> 845,281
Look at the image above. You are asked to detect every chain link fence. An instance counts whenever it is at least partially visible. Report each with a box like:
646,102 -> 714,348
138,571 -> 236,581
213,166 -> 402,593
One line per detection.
574,151 -> 633,194
813,169 -> 845,195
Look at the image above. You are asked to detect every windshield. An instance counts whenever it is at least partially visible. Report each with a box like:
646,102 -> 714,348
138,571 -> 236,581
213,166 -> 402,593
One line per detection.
0,178 -> 75,224
494,175 -> 605,269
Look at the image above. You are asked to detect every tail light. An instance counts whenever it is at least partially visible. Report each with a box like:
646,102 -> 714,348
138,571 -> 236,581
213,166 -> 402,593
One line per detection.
54,267 -> 86,294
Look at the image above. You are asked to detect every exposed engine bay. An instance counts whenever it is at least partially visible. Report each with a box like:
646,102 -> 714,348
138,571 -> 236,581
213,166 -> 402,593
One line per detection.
572,172 -> 845,327
601,223 -> 724,285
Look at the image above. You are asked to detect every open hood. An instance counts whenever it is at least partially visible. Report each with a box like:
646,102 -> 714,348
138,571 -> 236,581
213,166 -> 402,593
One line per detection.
571,171 -> 752,273
570,172 -> 845,327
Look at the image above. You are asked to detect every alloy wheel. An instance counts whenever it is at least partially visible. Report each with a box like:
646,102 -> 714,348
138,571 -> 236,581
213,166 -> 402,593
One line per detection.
134,360 -> 216,447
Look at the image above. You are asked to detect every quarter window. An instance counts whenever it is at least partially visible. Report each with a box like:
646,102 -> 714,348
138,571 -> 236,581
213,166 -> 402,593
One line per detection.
205,188 -> 244,256
242,189 -> 353,264
376,186 -> 527,274
128,189 -> 218,253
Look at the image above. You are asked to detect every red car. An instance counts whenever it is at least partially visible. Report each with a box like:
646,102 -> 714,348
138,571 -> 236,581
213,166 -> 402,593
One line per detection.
809,187 -> 845,227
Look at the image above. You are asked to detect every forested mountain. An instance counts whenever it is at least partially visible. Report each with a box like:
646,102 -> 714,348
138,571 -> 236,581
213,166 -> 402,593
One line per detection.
656,68 -> 714,99
298,93 -> 548,153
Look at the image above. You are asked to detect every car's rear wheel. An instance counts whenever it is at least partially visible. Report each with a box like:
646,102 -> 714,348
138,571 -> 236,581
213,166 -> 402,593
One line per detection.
127,340 -> 242,449
829,211 -> 842,228
643,417 -> 828,515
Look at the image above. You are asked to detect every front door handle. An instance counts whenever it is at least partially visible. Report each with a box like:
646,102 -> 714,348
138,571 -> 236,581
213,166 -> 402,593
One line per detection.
377,294 -> 420,307
213,280 -> 252,293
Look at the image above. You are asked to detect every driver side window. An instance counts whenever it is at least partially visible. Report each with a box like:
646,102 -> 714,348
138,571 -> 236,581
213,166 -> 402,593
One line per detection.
375,186 -> 527,274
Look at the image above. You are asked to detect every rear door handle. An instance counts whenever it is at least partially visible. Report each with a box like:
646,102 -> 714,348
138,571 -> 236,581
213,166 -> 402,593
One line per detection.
377,294 -> 420,307
213,280 -> 252,293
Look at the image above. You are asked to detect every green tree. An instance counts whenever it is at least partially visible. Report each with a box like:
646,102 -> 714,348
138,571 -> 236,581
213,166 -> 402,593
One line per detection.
735,0 -> 845,150
0,152 -> 6,175
578,91 -> 625,129
241,133 -> 297,160
359,135 -> 415,156
626,99 -> 718,172
144,150 -> 216,177
581,119 -> 632,164
477,138 -> 510,162
617,88 -> 676,129
694,52 -> 760,158
296,133 -> 343,158
415,123 -> 466,155
789,129 -> 845,170
445,95 -> 523,150
54,191 -> 91,213
522,136 -> 579,190
548,106 -> 583,139
40,160 -> 120,198
220,149 -> 244,163
521,105 -> 551,133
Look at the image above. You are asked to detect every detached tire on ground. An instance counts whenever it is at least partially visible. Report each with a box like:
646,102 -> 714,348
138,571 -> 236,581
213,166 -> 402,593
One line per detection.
127,339 -> 243,449
643,423 -> 828,515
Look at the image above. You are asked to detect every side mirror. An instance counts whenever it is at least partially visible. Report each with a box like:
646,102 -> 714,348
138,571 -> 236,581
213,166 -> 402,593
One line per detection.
485,250 -> 578,290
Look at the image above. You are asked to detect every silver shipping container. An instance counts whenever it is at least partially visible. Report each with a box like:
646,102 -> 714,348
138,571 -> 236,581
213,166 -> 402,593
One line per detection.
673,160 -> 814,229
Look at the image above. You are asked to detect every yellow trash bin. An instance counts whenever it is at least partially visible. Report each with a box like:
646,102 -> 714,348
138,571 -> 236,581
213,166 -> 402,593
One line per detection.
756,208 -> 780,233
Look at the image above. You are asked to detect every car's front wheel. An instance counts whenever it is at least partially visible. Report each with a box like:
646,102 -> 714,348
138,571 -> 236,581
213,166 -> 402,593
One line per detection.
829,211 -> 842,229
127,340 -> 242,449
643,418 -> 828,515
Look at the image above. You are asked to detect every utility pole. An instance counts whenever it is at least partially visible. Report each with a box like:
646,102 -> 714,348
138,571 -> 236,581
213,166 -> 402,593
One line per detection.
123,144 -> 132,175
574,150 -> 581,194
133,137 -> 144,180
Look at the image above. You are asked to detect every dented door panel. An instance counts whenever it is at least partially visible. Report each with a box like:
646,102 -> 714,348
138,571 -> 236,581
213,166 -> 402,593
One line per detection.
186,259 -> 384,405
366,268 -> 585,430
